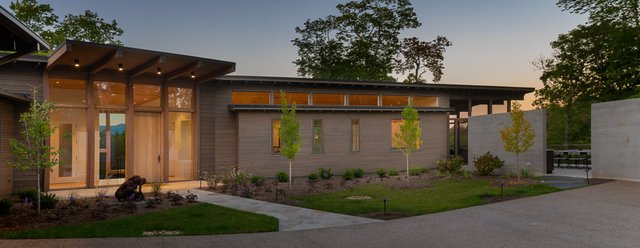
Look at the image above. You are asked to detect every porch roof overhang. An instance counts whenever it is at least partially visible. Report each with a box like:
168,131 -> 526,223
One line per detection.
47,40 -> 236,81
0,6 -> 50,65
229,104 -> 454,113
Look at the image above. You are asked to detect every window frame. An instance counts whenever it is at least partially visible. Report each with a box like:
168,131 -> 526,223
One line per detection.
271,118 -> 281,155
351,119 -> 360,152
312,119 -> 323,154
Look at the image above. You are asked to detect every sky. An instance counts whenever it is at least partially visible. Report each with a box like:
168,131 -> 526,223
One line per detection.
1,0 -> 587,108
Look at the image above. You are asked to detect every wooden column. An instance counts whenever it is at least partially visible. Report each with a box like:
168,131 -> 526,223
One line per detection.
507,100 -> 512,112
42,73 -> 50,192
467,99 -> 472,117
162,80 -> 169,182
86,75 -> 95,188
488,100 -> 493,115
193,82 -> 200,180
125,79 -> 134,178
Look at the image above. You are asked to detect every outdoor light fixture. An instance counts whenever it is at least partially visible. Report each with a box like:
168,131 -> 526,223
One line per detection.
190,71 -> 196,79
156,67 -> 162,75
118,63 -> 124,71
74,59 -> 80,68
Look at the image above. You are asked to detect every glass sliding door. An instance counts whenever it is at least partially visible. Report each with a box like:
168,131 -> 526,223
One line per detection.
168,112 -> 193,181
96,112 -> 126,185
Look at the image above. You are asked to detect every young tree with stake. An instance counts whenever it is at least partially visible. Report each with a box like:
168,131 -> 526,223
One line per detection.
278,92 -> 301,187
394,99 -> 422,179
500,102 -> 535,181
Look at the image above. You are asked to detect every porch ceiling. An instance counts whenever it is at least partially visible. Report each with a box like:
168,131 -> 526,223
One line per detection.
46,40 -> 235,82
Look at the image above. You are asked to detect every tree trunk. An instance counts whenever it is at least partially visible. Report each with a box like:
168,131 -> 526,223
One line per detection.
37,168 -> 41,215
516,154 -> 521,181
563,104 -> 571,148
405,153 -> 410,180
288,160 -> 292,188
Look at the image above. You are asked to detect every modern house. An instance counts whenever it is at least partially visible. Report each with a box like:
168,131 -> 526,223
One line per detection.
0,7 -> 533,196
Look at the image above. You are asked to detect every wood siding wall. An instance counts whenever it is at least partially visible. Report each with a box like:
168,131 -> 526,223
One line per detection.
0,62 -> 44,98
237,111 -> 448,177
0,99 -> 15,197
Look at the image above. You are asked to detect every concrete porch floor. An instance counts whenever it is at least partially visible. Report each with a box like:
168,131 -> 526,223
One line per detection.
49,180 -> 203,199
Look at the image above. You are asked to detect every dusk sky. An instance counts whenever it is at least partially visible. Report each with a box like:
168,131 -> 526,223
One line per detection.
2,0 -> 587,107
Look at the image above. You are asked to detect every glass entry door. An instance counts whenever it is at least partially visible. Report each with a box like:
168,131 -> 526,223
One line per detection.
134,112 -> 162,182
97,112 -> 126,184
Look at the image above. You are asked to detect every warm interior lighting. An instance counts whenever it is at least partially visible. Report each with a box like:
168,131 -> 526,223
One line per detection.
74,59 -> 80,68
118,63 -> 124,71
190,71 -> 196,79
156,67 -> 162,75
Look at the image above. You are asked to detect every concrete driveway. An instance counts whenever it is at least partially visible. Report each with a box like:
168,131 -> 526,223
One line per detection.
3,181 -> 640,248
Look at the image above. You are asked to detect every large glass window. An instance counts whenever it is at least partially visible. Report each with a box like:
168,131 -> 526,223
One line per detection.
351,119 -> 360,152
168,87 -> 193,109
97,112 -> 126,181
49,78 -> 86,105
94,81 -> 126,106
413,96 -> 438,107
313,93 -> 344,106
313,119 -> 323,153
49,108 -> 87,189
349,94 -> 378,106
134,84 -> 161,108
382,95 -> 409,106
272,119 -> 281,154
274,92 -> 309,105
232,91 -> 270,105
169,112 -> 193,181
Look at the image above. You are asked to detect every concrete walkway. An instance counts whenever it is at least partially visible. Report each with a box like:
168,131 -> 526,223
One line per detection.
191,189 -> 381,231
5,180 -> 640,247
540,176 -> 589,189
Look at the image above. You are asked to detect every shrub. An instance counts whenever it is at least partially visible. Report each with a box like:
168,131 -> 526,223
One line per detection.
275,171 -> 289,182
35,193 -> 59,209
151,182 -> 163,196
520,168 -> 530,178
473,152 -> 504,176
436,156 -> 465,175
250,175 -> 266,186
68,192 -> 80,207
307,172 -> 319,181
0,198 -> 12,215
221,169 -> 252,193
342,168 -> 355,181
375,168 -> 387,178
16,188 -> 38,203
353,168 -> 365,178
388,169 -> 399,176
319,167 -> 333,180
409,166 -> 423,176
463,170 -> 472,179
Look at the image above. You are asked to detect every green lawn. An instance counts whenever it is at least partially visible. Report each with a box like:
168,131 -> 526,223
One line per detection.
1,203 -> 278,239
293,179 -> 560,216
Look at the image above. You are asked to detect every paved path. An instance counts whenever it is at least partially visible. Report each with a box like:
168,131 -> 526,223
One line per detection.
191,189 -> 381,231
541,176 -> 589,189
4,181 -> 640,248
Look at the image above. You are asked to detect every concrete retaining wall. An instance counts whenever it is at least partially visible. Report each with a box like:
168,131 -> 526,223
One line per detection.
591,98 -> 640,181
468,109 -> 546,176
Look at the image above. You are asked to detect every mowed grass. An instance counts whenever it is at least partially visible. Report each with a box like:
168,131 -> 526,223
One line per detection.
1,203 -> 278,239
293,179 -> 560,216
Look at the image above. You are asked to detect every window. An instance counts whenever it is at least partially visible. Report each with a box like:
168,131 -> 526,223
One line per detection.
133,84 -> 161,107
94,81 -> 126,106
413,96 -> 438,107
169,112 -> 193,181
168,87 -> 193,109
273,92 -> 309,105
313,93 -> 344,105
391,119 -> 421,149
49,78 -> 86,105
232,91 -> 270,105
272,119 -> 281,154
349,94 -> 378,106
312,119 -> 323,153
382,95 -> 409,106
351,119 -> 360,152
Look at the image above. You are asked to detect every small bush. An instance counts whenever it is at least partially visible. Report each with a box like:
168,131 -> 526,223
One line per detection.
342,168 -> 355,181
250,175 -> 266,186
68,192 -> 81,207
16,188 -> 38,203
436,156 -> 465,175
473,152 -> 505,176
520,168 -> 530,178
319,167 -> 333,180
409,166 -> 423,176
275,171 -> 289,183
353,168 -> 365,178
35,193 -> 59,209
375,168 -> 387,178
0,198 -> 12,215
151,182 -> 163,196
307,172 -> 319,181
388,169 -> 399,176
463,170 -> 472,179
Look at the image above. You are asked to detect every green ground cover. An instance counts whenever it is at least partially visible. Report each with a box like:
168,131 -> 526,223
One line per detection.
293,179 -> 559,216
1,203 -> 278,239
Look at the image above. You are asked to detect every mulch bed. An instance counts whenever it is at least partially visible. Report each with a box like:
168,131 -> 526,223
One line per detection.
0,191 -> 197,233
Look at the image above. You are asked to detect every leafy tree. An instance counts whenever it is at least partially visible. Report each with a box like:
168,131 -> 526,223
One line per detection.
9,89 -> 60,215
500,102 -> 535,181
10,0 -> 124,47
293,0 -> 421,81
394,99 -> 422,179
397,36 -> 452,83
557,0 -> 640,27
278,92 -> 301,187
